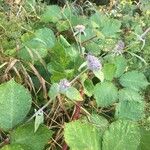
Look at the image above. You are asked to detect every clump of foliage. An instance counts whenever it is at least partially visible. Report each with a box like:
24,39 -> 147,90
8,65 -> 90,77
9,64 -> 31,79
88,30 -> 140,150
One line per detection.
0,0 -> 150,150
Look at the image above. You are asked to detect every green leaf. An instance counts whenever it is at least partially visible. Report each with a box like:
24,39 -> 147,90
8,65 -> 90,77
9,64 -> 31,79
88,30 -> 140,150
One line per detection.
79,28 -> 96,43
65,87 -> 83,101
10,122 -> 53,150
34,28 -> 56,49
119,71 -> 149,91
118,88 -> 144,102
102,120 -> 141,150
70,16 -> 88,27
18,39 -> 48,62
93,69 -> 104,82
138,127 -> 150,150
34,110 -> 44,133
116,100 -> 145,121
116,89 -> 145,120
90,12 -> 121,37
58,35 -> 71,47
113,56 -> 127,78
1,144 -> 31,150
0,80 -> 32,131
48,83 -> 60,100
87,114 -> 109,133
47,43 -> 72,82
90,12 -> 106,29
18,28 -> 56,62
103,63 -> 116,81
41,5 -> 62,23
101,19 -> 121,37
64,120 -> 101,150
85,42 -> 101,56
56,20 -> 70,32
82,79 -> 94,97
94,82 -> 118,107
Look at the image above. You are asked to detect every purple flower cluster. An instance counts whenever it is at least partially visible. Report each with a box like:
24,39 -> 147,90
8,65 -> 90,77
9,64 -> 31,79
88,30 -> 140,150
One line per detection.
59,79 -> 70,92
113,40 -> 125,55
86,54 -> 102,71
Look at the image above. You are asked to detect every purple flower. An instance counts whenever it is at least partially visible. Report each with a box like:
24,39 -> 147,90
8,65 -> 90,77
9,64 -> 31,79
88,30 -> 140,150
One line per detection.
113,40 -> 125,55
59,79 -> 70,92
86,54 -> 102,71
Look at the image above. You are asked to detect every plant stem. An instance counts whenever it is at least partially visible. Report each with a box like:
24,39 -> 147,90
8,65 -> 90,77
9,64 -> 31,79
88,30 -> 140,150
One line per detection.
71,101 -> 82,120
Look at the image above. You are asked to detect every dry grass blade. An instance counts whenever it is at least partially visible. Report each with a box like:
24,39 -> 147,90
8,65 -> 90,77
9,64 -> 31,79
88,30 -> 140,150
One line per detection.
0,62 -> 8,69
1,59 -> 18,81
20,63 -> 36,94
28,62 -> 47,99
12,66 -> 22,81
4,59 -> 18,74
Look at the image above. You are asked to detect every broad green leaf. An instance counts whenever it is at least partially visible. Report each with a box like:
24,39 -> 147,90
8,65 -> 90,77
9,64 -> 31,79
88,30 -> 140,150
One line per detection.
47,43 -> 72,82
116,89 -> 145,120
101,19 -> 121,37
41,5 -> 62,23
0,80 -> 32,131
18,39 -> 48,62
85,42 -> 101,56
94,82 -> 118,107
113,56 -> 127,78
118,88 -> 143,102
34,28 -> 56,49
10,122 -> 53,150
103,63 -> 116,81
90,12 -> 121,37
115,100 -> 145,121
65,87 -> 83,101
70,16 -> 88,27
90,12 -> 106,29
119,71 -> 149,91
18,28 -> 55,62
48,83 -> 60,100
102,120 -> 141,150
82,79 -> 94,97
66,46 -> 80,60
87,114 -> 109,133
138,127 -> 150,150
93,69 -> 104,82
79,28 -> 96,43
50,43 -> 71,68
64,120 -> 101,150
1,144 -> 31,150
